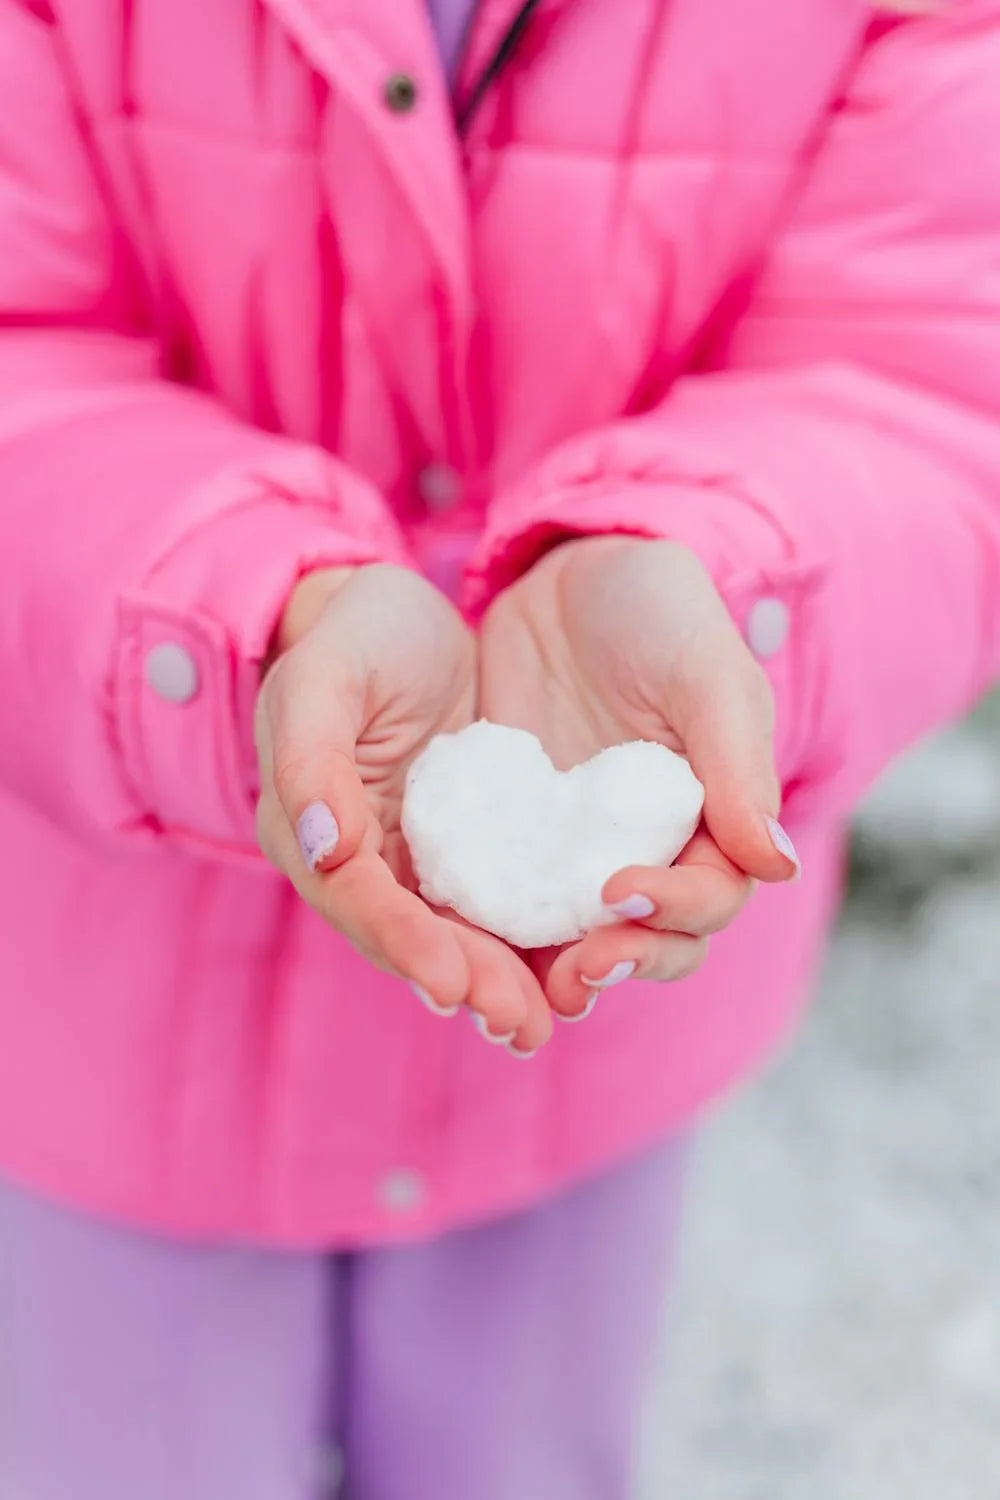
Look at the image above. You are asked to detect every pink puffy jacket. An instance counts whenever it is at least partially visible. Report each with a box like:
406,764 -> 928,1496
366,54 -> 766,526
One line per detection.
2,0 -> 999,1245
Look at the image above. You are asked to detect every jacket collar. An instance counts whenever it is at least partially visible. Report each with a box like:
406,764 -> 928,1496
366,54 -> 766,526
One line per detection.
258,0 -> 472,307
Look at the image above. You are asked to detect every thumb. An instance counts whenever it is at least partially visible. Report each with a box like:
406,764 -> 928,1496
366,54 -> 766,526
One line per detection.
672,653 -> 799,884
259,644 -> 373,876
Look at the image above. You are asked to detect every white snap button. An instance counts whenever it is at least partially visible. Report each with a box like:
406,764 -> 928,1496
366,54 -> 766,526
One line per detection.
144,642 -> 200,703
417,462 -> 460,513
377,1167 -> 426,1214
746,598 -> 790,660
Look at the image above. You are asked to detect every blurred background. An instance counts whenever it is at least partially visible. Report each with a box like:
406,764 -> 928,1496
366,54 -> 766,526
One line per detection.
640,694 -> 1000,1499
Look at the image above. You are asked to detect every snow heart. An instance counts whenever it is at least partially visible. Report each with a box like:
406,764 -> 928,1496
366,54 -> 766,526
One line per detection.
402,721 -> 705,948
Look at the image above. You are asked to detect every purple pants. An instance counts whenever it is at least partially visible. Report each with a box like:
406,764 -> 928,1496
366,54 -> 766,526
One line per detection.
0,1142 -> 684,1500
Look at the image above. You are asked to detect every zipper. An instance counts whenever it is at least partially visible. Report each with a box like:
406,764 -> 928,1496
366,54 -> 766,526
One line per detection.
455,0 -> 542,136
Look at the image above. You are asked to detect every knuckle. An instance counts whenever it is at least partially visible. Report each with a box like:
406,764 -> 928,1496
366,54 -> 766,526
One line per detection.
271,748 -> 312,808
676,936 -> 710,979
650,935 -> 708,981
700,908 -> 733,937
709,883 -> 754,934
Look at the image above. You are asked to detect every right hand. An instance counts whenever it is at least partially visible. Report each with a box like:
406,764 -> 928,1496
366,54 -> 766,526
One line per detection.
254,564 -> 553,1054
479,536 -> 795,1020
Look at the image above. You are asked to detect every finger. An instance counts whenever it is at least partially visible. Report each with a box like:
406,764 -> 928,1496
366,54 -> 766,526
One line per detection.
630,932 -> 709,984
262,648 -> 371,875
454,924 -> 529,1041
669,637 -> 797,883
505,954 -> 555,1056
469,948 -> 552,1056
526,944 -> 561,993
528,944 -> 596,1025
601,833 -> 755,937
603,863 -> 751,936
258,794 -> 470,1006
577,929 -> 708,987
545,926 -> 708,1017
433,911 -> 554,1054
452,927 -> 554,1054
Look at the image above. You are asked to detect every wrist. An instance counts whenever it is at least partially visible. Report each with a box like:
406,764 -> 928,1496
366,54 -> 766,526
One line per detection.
517,531 -> 641,591
536,532 -> 701,597
555,533 -> 710,583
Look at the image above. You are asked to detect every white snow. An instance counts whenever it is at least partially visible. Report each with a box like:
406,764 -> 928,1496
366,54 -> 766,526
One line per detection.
401,720 -> 704,948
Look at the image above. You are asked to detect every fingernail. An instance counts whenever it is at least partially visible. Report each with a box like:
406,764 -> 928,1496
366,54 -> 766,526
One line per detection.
410,982 -> 461,1018
608,894 -> 656,921
556,992 -> 599,1024
505,1042 -> 537,1060
297,802 -> 339,872
765,816 -> 801,875
471,1012 -> 516,1046
580,960 -> 637,990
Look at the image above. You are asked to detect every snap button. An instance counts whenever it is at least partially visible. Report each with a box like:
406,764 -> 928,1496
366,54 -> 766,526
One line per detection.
417,462 -> 461,513
376,1167 -> 426,1214
384,72 -> 418,113
144,642 -> 200,704
746,598 -> 790,660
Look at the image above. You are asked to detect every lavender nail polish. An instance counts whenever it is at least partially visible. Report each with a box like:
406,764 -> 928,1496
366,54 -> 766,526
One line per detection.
556,992 -> 599,1024
505,1042 -> 537,1060
766,816 -> 801,874
580,960 -> 637,990
471,1012 -> 516,1046
410,982 -> 461,1018
609,894 -> 656,921
297,801 -> 340,872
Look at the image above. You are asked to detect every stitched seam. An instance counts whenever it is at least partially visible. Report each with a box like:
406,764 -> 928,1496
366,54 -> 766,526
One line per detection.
91,108 -> 790,169
744,298 -> 1000,321
471,138 -> 788,166
91,109 -> 318,157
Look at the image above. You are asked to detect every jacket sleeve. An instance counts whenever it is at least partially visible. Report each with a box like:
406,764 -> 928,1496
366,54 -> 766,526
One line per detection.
0,1 -> 410,859
468,2 -> 1000,815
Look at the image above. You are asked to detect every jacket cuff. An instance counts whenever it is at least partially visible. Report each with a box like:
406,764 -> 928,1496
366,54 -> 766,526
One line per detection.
115,487 -> 411,862
465,474 -> 830,791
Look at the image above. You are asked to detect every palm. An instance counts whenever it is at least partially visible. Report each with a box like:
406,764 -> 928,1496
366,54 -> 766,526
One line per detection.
478,535 -> 787,1017
258,564 -> 554,1051
292,566 -> 476,884
479,537 -> 691,768
336,570 -> 477,880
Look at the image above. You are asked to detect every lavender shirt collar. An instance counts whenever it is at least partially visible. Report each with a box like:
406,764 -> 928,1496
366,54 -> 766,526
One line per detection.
426,0 -> 479,78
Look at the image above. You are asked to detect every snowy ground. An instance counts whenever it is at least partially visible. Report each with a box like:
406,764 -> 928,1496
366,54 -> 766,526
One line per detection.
640,703 -> 1000,1499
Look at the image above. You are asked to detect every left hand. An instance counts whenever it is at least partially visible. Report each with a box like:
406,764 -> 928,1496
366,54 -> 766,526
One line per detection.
256,564 -> 553,1054
478,535 -> 799,1019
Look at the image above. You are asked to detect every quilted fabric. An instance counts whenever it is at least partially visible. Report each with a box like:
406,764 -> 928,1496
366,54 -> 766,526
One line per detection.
1,0 -> 999,1243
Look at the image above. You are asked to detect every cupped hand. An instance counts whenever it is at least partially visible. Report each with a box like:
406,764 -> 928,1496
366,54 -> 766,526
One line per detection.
255,563 -> 552,1054
478,535 -> 798,1020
